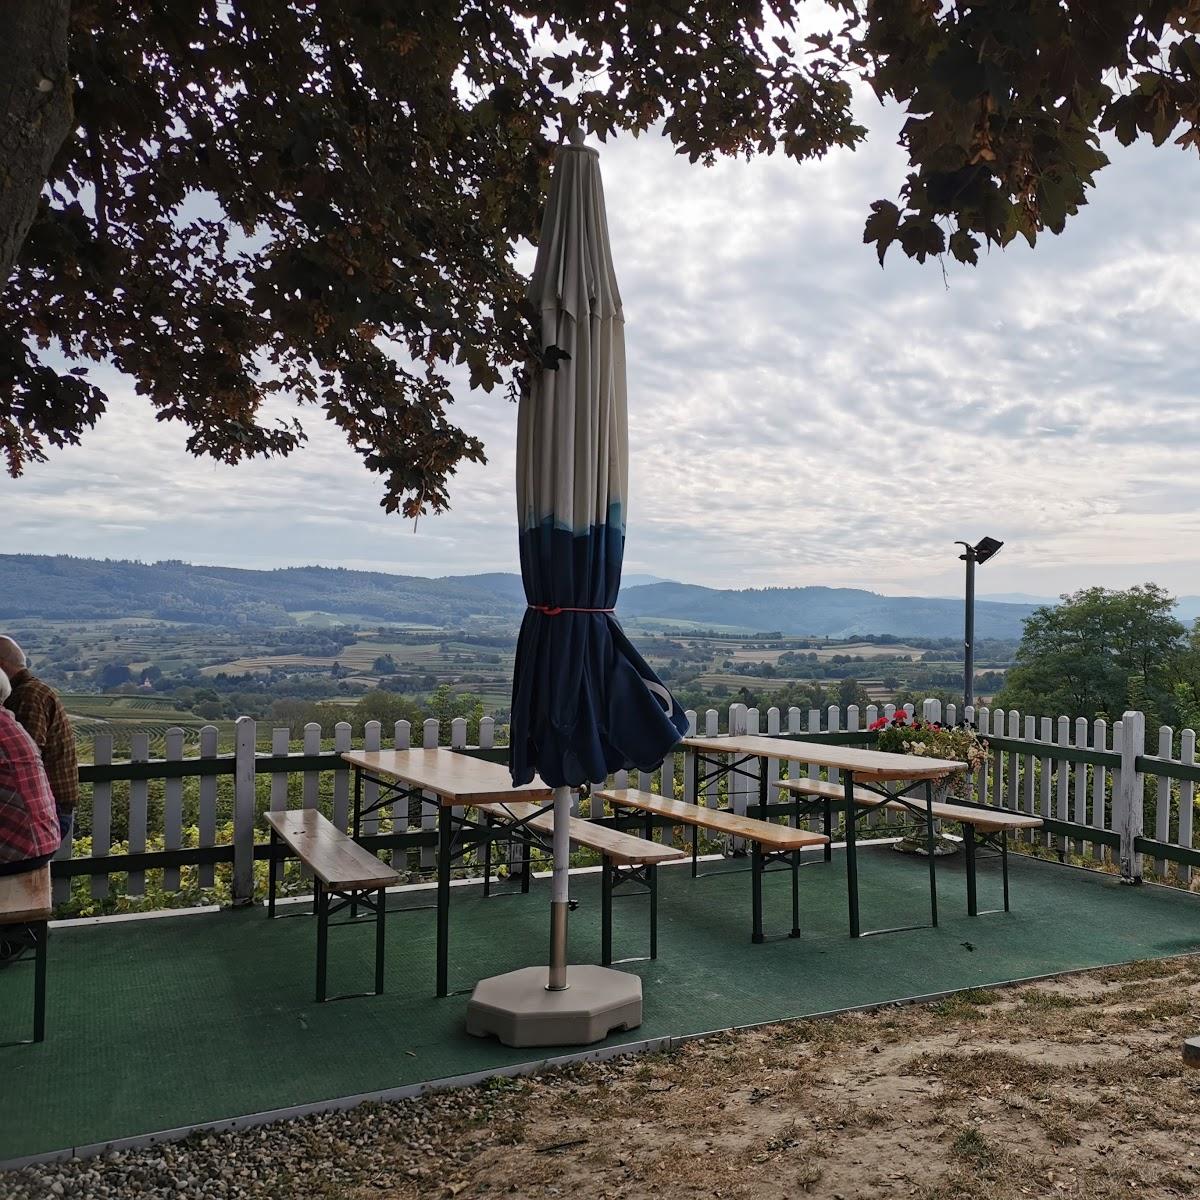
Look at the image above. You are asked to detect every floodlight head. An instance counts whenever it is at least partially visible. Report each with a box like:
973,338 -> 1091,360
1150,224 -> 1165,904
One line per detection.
973,536 -> 1003,565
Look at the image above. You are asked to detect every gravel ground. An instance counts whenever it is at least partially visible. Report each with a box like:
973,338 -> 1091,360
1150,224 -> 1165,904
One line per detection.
9,956 -> 1200,1200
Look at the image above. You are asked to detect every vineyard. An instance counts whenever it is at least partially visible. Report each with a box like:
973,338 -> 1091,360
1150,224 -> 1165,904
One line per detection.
63,694 -> 235,755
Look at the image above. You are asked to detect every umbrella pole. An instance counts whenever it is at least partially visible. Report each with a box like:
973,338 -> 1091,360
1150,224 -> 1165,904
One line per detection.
547,785 -> 572,990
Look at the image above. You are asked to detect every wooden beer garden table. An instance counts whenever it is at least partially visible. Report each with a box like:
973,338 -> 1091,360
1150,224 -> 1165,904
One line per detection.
682,735 -> 967,938
341,749 -> 553,997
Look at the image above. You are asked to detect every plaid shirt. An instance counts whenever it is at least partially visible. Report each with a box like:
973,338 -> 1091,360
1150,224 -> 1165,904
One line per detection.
0,707 -> 60,865
4,668 -> 78,812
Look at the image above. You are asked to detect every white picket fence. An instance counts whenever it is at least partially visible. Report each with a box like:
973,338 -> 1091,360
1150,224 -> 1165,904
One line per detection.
57,700 -> 1199,907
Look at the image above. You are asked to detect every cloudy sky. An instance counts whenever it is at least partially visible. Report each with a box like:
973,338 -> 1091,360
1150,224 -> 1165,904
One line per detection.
7,84 -> 1200,601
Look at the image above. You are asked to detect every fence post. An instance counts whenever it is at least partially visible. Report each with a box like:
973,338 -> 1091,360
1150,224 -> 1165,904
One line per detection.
90,733 -> 113,902
232,715 -> 257,906
1118,710 -> 1146,883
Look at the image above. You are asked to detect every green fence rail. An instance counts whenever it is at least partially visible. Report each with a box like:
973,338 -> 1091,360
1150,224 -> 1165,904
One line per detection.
48,703 -> 1200,906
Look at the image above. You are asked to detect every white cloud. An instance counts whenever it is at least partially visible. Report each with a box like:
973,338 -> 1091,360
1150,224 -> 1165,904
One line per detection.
5,97 -> 1200,601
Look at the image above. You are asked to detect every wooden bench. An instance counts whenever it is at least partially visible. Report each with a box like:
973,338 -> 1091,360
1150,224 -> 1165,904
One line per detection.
265,810 -> 402,1002
475,801 -> 685,965
0,865 -> 51,1042
593,790 -> 829,944
780,777 -> 1043,916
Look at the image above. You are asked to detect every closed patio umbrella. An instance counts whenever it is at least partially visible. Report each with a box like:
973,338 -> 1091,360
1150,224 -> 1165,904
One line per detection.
467,130 -> 688,1045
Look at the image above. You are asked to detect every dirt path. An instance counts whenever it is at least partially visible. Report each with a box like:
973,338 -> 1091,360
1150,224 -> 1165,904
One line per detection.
12,957 -> 1200,1200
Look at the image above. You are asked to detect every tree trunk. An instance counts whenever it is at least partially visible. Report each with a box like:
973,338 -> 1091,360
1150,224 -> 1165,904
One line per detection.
0,0 -> 72,286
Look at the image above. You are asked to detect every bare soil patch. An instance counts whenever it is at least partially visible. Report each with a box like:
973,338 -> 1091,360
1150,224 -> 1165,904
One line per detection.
13,958 -> 1200,1200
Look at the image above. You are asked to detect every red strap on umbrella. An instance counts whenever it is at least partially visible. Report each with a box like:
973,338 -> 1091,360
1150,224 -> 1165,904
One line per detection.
529,605 -> 615,616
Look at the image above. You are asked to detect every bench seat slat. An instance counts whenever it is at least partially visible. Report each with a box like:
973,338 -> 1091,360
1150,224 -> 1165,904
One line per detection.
595,789 -> 829,851
922,801 -> 1043,831
265,810 -> 402,889
779,778 -> 1043,831
476,801 -> 686,866
0,865 -> 52,924
778,778 -> 901,809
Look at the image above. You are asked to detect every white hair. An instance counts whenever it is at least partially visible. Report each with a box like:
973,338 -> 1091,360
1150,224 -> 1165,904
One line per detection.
0,669 -> 10,705
0,637 -> 24,672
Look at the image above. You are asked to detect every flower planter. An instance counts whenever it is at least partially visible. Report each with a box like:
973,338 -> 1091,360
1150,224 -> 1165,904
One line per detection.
890,781 -> 959,856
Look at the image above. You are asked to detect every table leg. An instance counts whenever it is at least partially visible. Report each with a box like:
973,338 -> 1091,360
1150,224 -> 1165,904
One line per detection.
758,755 -> 768,819
924,780 -> 939,928
315,881 -> 328,1003
964,823 -> 978,917
353,768 -> 362,840
350,770 -> 363,919
267,828 -> 278,918
33,920 -> 47,1043
482,813 -> 493,898
751,841 -> 764,944
789,849 -> 801,939
375,887 -> 386,995
436,805 -> 452,998
1002,831 -> 1010,912
649,864 -> 659,960
844,773 -> 860,938
601,857 -> 614,966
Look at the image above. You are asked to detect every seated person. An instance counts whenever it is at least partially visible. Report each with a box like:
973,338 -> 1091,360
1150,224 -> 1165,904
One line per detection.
0,669 -> 60,877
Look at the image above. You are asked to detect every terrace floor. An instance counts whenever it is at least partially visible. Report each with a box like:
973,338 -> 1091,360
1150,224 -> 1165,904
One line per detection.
4,843 -> 1200,1167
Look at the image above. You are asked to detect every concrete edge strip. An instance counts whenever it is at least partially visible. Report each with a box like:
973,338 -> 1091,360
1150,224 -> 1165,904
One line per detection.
5,947 -> 1194,1174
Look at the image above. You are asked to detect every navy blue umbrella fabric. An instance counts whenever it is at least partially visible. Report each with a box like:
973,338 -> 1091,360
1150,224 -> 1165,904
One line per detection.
509,137 -> 688,789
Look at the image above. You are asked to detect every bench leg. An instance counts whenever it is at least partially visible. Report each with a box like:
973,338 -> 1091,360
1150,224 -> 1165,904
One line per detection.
823,799 -> 832,863
1002,831 -> 1010,912
315,881 -> 329,1003
375,887 -> 386,995
691,823 -> 699,878
601,857 -> 614,966
268,828 -> 278,918
33,920 -> 47,1043
751,841 -> 764,944
649,864 -> 658,960
964,824 -> 978,917
924,781 -> 939,929
789,850 -> 802,938
844,777 -> 860,938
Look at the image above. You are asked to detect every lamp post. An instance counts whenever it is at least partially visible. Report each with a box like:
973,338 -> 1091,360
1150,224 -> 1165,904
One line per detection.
955,536 -> 1003,713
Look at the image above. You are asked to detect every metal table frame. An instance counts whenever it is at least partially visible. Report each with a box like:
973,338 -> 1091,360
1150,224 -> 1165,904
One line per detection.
689,746 -> 940,939
350,767 -> 558,997
480,798 -> 663,968
682,754 -> 811,943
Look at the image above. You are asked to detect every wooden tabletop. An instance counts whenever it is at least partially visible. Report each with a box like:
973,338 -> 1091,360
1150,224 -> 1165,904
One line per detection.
341,748 -> 554,806
681,735 -> 966,782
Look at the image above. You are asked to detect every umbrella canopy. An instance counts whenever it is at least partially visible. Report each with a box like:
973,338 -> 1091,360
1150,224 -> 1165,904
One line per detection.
510,135 -> 689,791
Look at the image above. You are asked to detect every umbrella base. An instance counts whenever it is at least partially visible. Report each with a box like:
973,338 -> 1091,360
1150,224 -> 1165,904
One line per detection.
465,965 -> 642,1047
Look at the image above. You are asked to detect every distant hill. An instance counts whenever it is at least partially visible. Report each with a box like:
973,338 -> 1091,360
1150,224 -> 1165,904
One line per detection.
618,582 -> 1035,639
0,555 -> 1039,638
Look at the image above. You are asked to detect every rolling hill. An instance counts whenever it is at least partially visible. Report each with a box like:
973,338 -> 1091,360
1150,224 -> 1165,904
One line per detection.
0,554 -> 1042,638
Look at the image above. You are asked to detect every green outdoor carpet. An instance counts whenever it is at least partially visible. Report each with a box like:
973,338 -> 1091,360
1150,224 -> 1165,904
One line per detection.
3,846 -> 1200,1164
